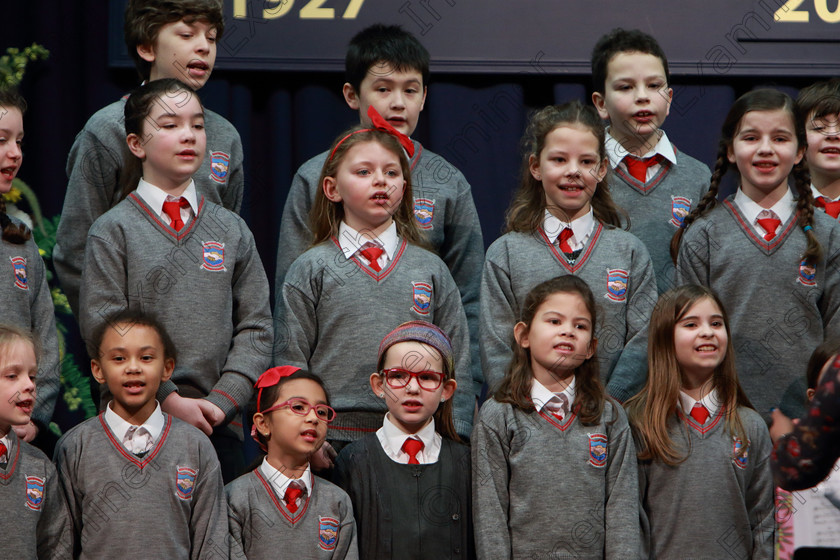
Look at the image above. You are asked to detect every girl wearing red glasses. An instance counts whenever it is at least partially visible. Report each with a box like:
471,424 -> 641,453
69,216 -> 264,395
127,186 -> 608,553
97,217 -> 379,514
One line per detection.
226,366 -> 359,559
334,321 -> 474,559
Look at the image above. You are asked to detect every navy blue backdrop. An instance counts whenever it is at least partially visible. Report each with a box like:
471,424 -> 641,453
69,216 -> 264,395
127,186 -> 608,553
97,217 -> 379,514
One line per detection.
3,1 -> 822,433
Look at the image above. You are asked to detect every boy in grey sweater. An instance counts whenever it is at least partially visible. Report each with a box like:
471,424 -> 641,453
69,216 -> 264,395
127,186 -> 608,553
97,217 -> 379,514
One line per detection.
54,0 -> 243,317
55,310 -> 228,559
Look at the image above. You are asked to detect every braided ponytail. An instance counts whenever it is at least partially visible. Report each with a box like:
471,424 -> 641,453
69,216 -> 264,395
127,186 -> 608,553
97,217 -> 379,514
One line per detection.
792,161 -> 821,266
669,142 -> 727,264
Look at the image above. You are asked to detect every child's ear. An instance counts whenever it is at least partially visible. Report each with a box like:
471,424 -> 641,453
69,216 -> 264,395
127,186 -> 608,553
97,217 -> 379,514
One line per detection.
90,360 -> 106,385
136,42 -> 156,64
795,145 -> 806,165
419,86 -> 428,112
513,321 -> 530,349
726,143 -> 736,165
126,133 -> 146,161
342,83 -> 360,111
440,378 -> 457,402
529,154 -> 541,181
592,92 -> 609,121
369,372 -> 385,398
252,412 -> 269,438
323,176 -> 342,203
806,388 -> 816,401
586,337 -> 598,360
162,358 -> 175,382
595,158 -> 609,183
662,86 -> 673,118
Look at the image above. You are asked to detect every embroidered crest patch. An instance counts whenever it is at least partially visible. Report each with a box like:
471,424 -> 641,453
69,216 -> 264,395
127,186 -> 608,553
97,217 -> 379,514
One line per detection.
670,196 -> 691,227
605,268 -> 628,302
209,151 -> 230,183
26,476 -> 45,511
732,437 -> 749,469
413,198 -> 435,229
175,467 -> 197,500
797,259 -> 817,286
200,241 -> 226,271
588,433 -> 608,467
411,282 -> 432,315
10,256 -> 27,290
318,516 -> 339,551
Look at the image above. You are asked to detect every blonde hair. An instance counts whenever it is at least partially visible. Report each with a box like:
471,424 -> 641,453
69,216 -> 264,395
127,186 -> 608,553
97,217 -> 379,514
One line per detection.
0,324 -> 41,371
625,285 -> 753,465
310,127 -> 426,247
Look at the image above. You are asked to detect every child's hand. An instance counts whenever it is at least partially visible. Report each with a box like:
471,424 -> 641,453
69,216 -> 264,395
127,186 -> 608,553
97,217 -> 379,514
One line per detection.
770,408 -> 797,443
310,441 -> 337,471
198,400 -> 225,428
162,393 -> 214,435
12,420 -> 38,442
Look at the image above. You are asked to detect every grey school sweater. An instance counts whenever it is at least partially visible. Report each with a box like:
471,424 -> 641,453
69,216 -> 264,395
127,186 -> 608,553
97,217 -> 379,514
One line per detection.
79,194 -> 272,433
226,469 -> 358,559
0,430 -> 73,559
480,225 -> 657,402
55,95 -> 244,317
53,413 -> 228,559
274,142 -> 485,399
609,148 -> 710,293
635,406 -> 775,560
676,196 -> 840,420
471,398 -> 640,560
1,220 -> 60,428
276,239 -> 474,439
333,434 -> 473,560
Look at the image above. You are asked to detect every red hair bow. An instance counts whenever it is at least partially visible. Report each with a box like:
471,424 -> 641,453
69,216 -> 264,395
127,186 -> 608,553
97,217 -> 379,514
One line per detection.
255,366 -> 300,412
328,106 -> 415,161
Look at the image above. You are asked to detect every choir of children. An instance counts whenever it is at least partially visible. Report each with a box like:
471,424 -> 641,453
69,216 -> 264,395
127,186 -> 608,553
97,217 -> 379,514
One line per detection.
6,0 -> 840,555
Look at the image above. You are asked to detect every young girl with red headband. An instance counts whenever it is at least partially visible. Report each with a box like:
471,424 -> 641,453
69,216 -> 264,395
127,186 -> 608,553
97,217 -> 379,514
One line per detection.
274,114 -> 475,449
225,366 -> 359,559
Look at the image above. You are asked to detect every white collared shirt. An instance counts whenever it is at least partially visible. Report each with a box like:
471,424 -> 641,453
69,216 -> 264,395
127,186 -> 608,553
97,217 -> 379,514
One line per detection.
679,388 -> 721,421
103,401 -> 165,443
530,377 -> 576,414
604,129 -> 677,182
376,413 -> 442,464
260,457 -> 312,503
0,434 -> 9,460
811,184 -> 840,203
337,221 -> 399,270
734,187 -> 795,238
136,178 -> 199,228
543,209 -> 595,252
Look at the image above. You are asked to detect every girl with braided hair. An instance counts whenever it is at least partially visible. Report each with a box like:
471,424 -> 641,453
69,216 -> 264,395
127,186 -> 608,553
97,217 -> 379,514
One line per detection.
673,88 -> 840,422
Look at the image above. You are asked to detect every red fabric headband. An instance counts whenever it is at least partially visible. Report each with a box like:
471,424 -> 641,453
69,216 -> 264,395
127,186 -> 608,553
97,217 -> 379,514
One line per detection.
328,106 -> 415,162
254,365 -> 300,413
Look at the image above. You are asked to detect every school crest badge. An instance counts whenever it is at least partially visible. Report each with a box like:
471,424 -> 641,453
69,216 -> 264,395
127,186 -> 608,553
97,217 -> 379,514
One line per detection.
605,268 -> 628,302
797,259 -> 817,286
175,467 -> 197,500
411,282 -> 432,315
209,151 -> 230,183
588,433 -> 608,468
10,256 -> 27,290
25,476 -> 45,511
200,241 -> 226,271
732,437 -> 749,469
670,196 -> 691,227
318,516 -> 339,551
413,198 -> 435,229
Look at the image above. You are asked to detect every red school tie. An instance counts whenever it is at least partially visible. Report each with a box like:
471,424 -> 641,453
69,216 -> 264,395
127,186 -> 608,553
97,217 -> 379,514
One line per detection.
690,403 -> 710,424
402,438 -> 424,465
284,481 -> 306,514
0,441 -> 7,462
756,217 -> 781,241
557,227 -> 574,254
162,198 -> 190,231
815,196 -> 840,219
359,244 -> 384,272
623,154 -> 662,183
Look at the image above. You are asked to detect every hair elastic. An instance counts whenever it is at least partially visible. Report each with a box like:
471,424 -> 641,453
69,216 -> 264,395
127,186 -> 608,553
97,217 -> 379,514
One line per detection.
328,106 -> 415,161
803,225 -> 813,232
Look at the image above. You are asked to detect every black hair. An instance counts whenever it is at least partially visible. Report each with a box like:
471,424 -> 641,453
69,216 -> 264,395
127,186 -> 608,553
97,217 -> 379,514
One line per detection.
590,28 -> 670,95
87,308 -> 178,363
345,24 -> 430,93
